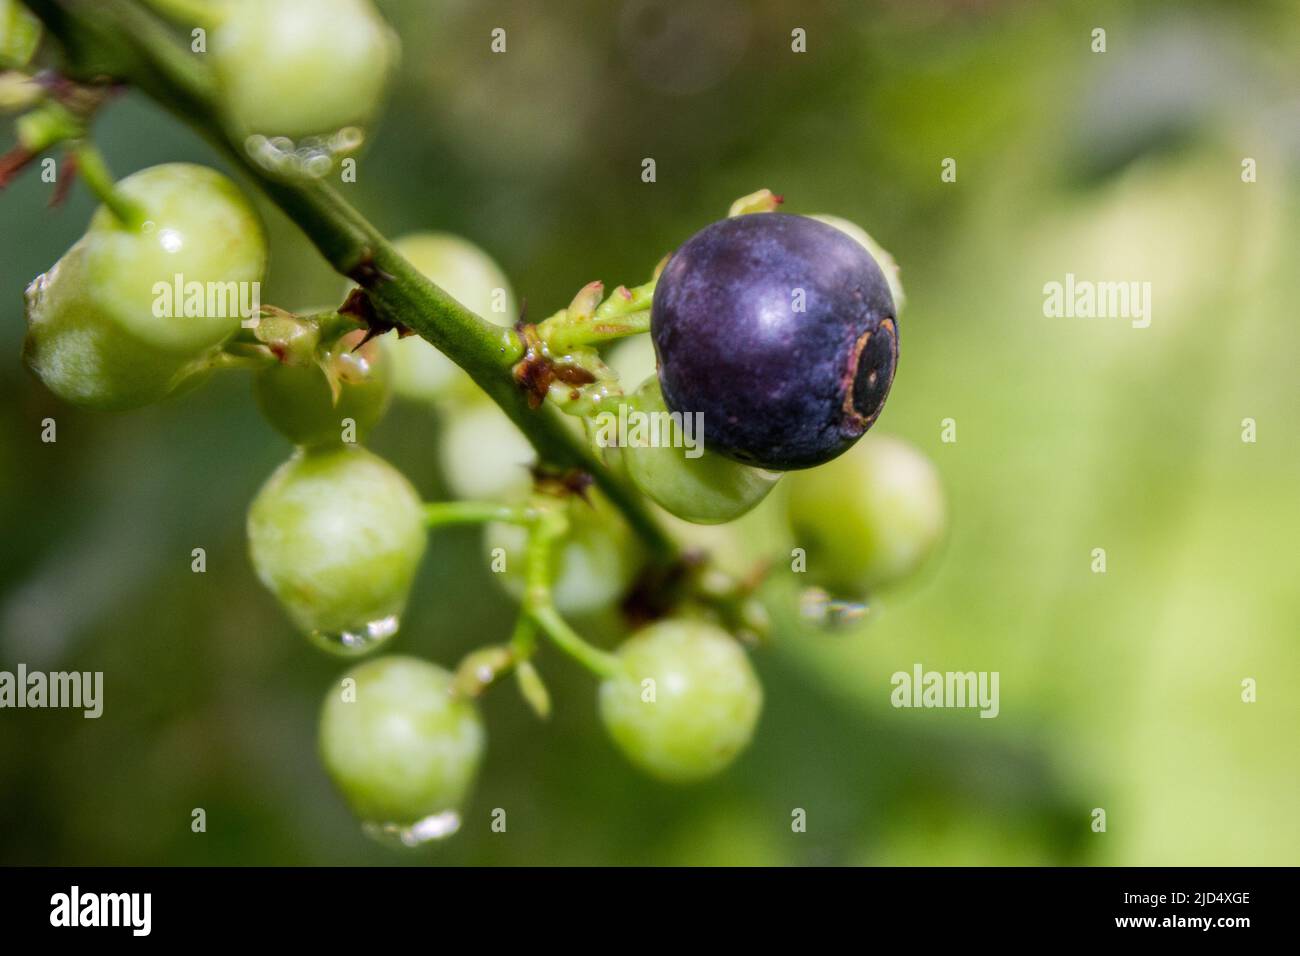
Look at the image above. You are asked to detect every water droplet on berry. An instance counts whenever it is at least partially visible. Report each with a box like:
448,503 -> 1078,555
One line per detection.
799,587 -> 869,631
332,126 -> 365,153
308,615 -> 399,656
362,811 -> 462,849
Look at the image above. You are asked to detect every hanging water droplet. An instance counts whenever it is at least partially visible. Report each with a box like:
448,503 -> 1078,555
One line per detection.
799,587 -> 870,631
245,127 -> 367,178
332,126 -> 365,153
362,810 -> 462,849
303,151 -> 333,178
309,615 -> 399,655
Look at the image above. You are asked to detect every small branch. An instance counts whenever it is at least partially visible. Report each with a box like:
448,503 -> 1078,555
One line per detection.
536,279 -> 656,352
522,510 -> 622,679
70,139 -> 142,226
423,500 -> 531,529
531,605 -> 621,679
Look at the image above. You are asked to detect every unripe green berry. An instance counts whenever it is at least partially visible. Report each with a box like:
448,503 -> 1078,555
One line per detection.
0,0 -> 41,70
785,433 -> 946,597
86,163 -> 267,352
23,163 -> 266,410
599,619 -> 763,783
319,656 -> 485,836
212,0 -> 398,141
23,242 -> 207,409
438,402 -> 534,501
254,328 -> 393,447
604,334 -> 658,391
484,495 -> 639,617
386,232 -> 516,403
247,446 -> 426,654
622,375 -> 780,524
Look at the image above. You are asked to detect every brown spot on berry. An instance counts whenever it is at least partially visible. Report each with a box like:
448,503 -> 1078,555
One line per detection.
843,317 -> 897,431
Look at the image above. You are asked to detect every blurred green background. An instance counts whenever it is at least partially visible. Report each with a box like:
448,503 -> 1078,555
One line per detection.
1,0 -> 1297,865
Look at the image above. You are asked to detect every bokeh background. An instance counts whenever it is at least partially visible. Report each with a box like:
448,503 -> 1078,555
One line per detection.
1,0 -> 1297,865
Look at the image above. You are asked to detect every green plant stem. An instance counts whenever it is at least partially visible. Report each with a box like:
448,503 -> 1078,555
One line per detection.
139,0 -> 221,29
25,0 -> 676,562
206,347 -> 275,372
538,279 -> 656,352
508,615 -> 537,659
522,510 -> 621,679
70,139 -> 142,226
423,500 -> 530,529
531,605 -> 620,679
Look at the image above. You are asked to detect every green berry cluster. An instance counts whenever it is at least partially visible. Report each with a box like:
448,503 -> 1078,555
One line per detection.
7,2 -> 947,846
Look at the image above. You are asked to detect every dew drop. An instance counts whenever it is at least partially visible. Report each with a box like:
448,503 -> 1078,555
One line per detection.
332,126 -> 365,153
303,152 -> 333,178
244,127 -> 367,178
799,587 -> 870,631
362,810 -> 462,849
309,614 -> 399,655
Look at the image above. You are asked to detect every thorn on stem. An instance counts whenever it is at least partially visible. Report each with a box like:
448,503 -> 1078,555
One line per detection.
530,466 -> 594,502
345,250 -> 395,288
339,287 -> 408,348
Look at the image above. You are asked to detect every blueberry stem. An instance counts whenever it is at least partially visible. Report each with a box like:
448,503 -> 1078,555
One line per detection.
537,279 -> 655,351
24,0 -> 677,563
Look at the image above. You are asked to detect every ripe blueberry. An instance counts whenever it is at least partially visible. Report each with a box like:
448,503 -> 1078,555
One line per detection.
651,213 -> 897,470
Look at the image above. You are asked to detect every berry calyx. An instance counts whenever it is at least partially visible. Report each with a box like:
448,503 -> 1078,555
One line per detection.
23,163 -> 267,410
785,433 -> 946,597
598,619 -> 763,783
247,445 -> 426,654
254,327 -> 393,447
211,0 -> 398,142
622,375 -> 780,525
319,656 -> 485,840
651,212 -> 897,470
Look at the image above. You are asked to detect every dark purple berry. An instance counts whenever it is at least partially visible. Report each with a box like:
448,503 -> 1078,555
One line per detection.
651,213 -> 898,471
